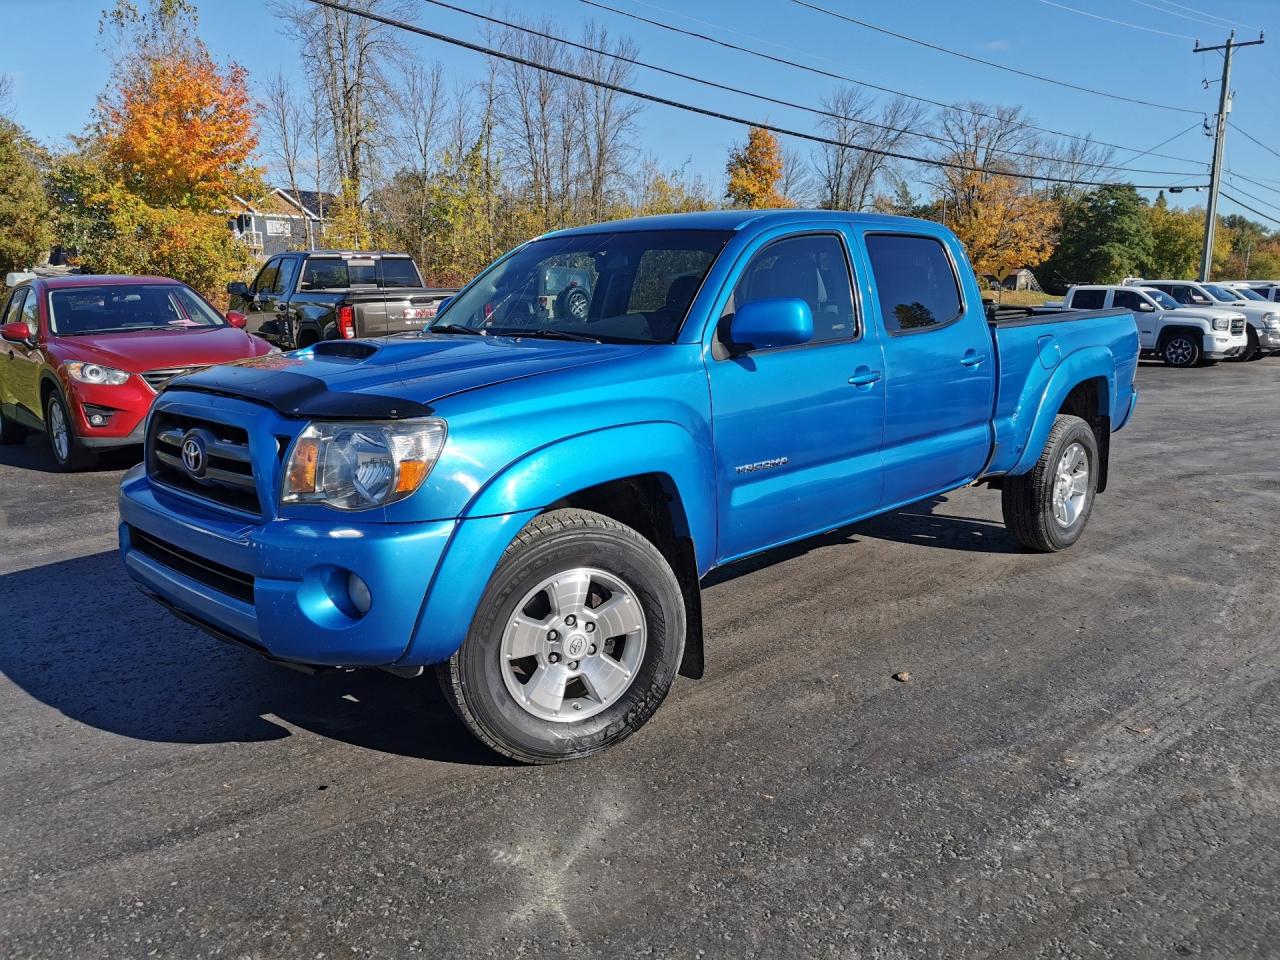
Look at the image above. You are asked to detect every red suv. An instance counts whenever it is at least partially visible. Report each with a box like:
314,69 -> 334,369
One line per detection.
0,275 -> 273,470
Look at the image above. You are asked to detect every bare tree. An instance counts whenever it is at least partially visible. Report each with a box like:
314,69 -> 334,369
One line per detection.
815,89 -> 926,211
259,71 -> 312,245
273,0 -> 403,209
779,146 -> 814,206
573,24 -> 642,221
0,74 -> 12,117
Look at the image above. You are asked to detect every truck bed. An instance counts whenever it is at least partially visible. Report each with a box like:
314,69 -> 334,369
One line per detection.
985,307 -> 1140,477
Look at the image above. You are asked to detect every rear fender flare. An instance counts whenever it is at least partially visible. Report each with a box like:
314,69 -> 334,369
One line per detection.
1008,347 -> 1114,477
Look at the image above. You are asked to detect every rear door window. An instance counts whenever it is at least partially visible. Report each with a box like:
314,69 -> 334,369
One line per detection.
865,233 -> 962,334
1070,289 -> 1107,310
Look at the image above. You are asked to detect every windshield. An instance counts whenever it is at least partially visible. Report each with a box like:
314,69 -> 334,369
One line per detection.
48,284 -> 227,335
431,229 -> 732,343
1203,283 -> 1242,302
1141,288 -> 1179,310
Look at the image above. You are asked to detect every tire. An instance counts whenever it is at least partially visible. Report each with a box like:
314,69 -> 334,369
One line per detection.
1236,328 -> 1259,362
437,508 -> 686,764
1160,331 -> 1201,368
559,287 -> 590,321
1001,414 -> 1099,553
45,391 -> 97,471
0,407 -> 28,444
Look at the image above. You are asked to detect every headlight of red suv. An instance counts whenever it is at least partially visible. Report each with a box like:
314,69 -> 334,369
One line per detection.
64,361 -> 131,386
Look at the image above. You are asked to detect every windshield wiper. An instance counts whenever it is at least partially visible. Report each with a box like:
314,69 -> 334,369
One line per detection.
494,327 -> 603,343
427,323 -> 483,336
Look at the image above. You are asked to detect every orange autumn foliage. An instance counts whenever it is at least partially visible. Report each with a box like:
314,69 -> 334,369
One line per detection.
99,47 -> 258,211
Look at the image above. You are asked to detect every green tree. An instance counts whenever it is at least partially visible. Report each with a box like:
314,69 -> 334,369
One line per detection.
1042,185 -> 1151,286
0,118 -> 52,273
1143,193 -> 1202,279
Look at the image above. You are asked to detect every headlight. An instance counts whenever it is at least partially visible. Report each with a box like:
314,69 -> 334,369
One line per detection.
1212,317 -> 1230,331
64,361 -> 130,385
281,419 -> 447,510
1263,313 -> 1280,330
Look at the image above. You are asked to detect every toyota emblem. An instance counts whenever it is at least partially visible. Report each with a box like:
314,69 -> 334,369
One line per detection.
180,431 -> 207,478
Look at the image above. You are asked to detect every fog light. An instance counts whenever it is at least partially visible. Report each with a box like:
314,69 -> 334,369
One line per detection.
90,414 -> 107,426
347,573 -> 372,615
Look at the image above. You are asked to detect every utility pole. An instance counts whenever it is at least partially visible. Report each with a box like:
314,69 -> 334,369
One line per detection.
1194,32 -> 1264,281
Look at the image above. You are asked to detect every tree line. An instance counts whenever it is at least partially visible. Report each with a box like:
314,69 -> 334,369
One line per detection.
1,0 -> 1277,302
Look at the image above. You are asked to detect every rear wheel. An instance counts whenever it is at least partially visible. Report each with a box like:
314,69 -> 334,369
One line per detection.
45,392 -> 96,471
1001,414 -> 1099,553
437,508 -> 686,763
1161,332 -> 1201,368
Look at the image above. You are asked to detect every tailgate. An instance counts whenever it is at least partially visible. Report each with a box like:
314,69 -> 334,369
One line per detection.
380,292 -> 452,334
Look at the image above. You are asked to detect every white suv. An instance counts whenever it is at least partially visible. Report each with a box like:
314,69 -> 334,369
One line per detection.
1061,285 -> 1247,367
1126,279 -> 1280,360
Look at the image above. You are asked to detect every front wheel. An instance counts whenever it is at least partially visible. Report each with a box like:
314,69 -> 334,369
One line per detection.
45,392 -> 97,471
1001,414 -> 1099,553
1161,332 -> 1201,368
437,508 -> 686,763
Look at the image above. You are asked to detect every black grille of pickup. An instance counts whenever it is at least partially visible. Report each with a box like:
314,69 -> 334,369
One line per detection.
147,411 -> 261,515
1232,318 -> 1246,336
141,365 -> 208,391
128,525 -> 255,604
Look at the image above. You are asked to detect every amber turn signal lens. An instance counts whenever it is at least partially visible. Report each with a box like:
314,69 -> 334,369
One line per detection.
395,459 -> 429,494
286,437 -> 320,493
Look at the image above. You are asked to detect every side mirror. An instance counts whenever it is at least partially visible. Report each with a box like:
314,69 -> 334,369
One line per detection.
227,281 -> 250,299
729,297 -> 813,351
1,322 -> 34,346
1138,302 -> 1155,312
435,296 -> 453,316
226,310 -> 248,329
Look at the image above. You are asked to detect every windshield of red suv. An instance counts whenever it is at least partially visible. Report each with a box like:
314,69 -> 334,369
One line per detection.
48,284 -> 227,336
431,229 -> 732,344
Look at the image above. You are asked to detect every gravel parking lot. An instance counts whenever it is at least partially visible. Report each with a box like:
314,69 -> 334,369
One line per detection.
2,359 -> 1279,959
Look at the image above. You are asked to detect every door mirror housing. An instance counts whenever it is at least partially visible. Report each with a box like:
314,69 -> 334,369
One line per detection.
1,322 -> 34,346
434,296 -> 453,316
226,310 -> 248,329
1138,301 -> 1155,312
729,297 -> 814,352
227,281 -> 250,299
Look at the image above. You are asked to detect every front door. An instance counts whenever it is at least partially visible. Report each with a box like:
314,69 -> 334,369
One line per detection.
244,257 -> 291,338
860,231 -> 996,506
707,230 -> 886,562
1111,288 -> 1158,350
1,288 -> 43,426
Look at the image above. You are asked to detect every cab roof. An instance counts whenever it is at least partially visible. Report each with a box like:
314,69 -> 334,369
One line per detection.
543,208 -> 942,237
32,275 -> 181,289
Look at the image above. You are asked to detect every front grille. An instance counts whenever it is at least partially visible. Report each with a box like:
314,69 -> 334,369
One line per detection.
128,525 -> 255,604
147,411 -> 261,515
142,365 -> 208,391
1231,319 -> 1246,335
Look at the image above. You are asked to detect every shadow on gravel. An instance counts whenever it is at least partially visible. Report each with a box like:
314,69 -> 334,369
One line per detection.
704,496 -> 1019,587
0,434 -> 142,473
0,550 -> 509,766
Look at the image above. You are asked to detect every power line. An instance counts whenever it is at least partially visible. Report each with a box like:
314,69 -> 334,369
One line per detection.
1220,190 -> 1280,228
1126,0 -> 1241,31
1038,0 -> 1195,40
1142,0 -> 1264,33
791,0 -> 1204,115
1220,177 -> 1280,216
418,0 -> 1199,178
1229,122 -> 1280,162
580,0 -> 1209,166
303,0 -> 1205,192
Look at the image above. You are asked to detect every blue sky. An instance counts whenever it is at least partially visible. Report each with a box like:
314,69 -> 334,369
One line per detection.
4,0 -> 1279,220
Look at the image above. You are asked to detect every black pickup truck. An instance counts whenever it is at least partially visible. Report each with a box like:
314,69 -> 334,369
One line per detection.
227,251 -> 456,348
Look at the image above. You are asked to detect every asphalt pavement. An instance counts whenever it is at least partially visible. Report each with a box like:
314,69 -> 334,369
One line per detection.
2,359 -> 1279,959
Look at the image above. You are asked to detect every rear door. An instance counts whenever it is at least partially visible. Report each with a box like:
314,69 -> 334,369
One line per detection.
707,228 -> 885,562
859,230 -> 996,506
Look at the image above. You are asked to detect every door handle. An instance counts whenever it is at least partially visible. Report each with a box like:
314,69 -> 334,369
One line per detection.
960,353 -> 986,367
848,369 -> 882,387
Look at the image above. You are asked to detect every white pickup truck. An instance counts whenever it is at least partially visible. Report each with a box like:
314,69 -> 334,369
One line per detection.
1124,278 -> 1280,361
1042,285 -> 1246,367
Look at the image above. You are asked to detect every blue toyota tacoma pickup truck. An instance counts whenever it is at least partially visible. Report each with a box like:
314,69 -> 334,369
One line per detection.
118,211 -> 1139,763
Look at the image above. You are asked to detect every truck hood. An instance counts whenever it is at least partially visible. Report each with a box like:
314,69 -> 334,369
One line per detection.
169,333 -> 649,419
1165,307 -> 1245,322
50,326 -> 270,371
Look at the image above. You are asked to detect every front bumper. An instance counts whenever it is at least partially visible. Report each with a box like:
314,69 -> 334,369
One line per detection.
119,465 -> 456,666
1259,328 -> 1280,353
68,379 -> 153,446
